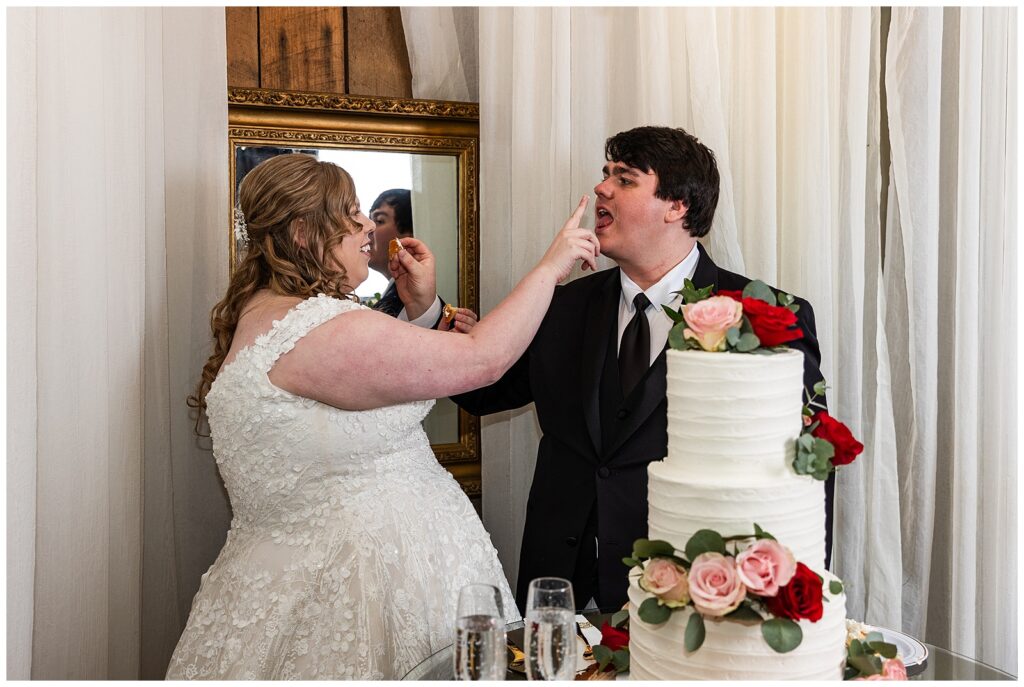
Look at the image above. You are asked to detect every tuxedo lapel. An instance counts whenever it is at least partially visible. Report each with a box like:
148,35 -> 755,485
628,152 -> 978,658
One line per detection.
690,242 -> 720,292
603,350 -> 667,460
581,269 -> 621,457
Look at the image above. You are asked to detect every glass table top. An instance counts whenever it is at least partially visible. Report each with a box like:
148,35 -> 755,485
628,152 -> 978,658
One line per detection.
402,612 -> 1015,681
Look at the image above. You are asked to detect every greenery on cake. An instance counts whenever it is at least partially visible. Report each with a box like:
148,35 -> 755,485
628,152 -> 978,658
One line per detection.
795,381 -> 865,480
591,528 -> 908,680
664,278 -> 865,482
619,525 -> 833,656
664,278 -> 803,353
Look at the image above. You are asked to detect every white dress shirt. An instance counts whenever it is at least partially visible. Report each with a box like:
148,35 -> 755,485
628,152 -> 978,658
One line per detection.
616,243 -> 700,367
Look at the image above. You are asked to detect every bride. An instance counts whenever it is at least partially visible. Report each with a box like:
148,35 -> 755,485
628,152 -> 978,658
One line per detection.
165,153 -> 598,680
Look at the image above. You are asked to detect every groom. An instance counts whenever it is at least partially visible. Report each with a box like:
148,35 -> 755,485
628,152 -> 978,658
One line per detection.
453,126 -> 831,612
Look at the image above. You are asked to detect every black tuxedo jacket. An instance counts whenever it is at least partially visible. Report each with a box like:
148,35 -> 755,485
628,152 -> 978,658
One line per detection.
453,243 -> 831,611
374,281 -> 404,317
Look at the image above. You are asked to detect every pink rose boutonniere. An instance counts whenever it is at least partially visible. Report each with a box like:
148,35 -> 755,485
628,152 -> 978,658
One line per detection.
688,552 -> 747,616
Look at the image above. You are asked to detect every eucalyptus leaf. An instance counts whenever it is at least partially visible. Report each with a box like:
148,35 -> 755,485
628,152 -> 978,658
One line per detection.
684,529 -> 727,560
725,604 -> 763,624
753,524 -> 776,540
684,612 -> 706,652
662,304 -> 684,323
611,609 -> 630,628
736,332 -> 760,352
812,438 -> 835,461
761,618 -> 803,653
742,280 -> 777,306
829,580 -> 844,595
793,444 -> 817,475
592,644 -> 613,671
668,323 -> 689,351
864,631 -> 885,644
848,639 -> 865,657
611,648 -> 631,672
638,597 -> 672,625
681,279 -> 713,304
797,434 -> 817,451
868,641 -> 899,659
813,380 -> 827,396
847,654 -> 883,676
726,327 -> 741,346
633,539 -> 676,559
622,557 -> 641,567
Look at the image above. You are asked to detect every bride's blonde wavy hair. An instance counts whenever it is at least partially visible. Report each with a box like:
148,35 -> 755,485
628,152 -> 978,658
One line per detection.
187,154 -> 362,427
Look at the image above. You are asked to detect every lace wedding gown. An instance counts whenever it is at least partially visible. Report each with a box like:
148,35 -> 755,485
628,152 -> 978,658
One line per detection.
166,295 -> 519,680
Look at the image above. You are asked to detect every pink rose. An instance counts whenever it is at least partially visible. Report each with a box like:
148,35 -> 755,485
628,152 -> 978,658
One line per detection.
882,659 -> 908,680
688,552 -> 747,616
640,558 -> 690,607
682,296 -> 743,352
734,539 -> 797,597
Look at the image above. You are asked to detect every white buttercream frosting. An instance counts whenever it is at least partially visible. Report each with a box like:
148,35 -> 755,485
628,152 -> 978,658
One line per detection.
629,348 -> 845,680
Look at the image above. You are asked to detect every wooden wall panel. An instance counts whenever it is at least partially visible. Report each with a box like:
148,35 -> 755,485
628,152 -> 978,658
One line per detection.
346,7 -> 413,98
258,7 -> 346,93
224,7 -> 412,96
225,7 -> 259,88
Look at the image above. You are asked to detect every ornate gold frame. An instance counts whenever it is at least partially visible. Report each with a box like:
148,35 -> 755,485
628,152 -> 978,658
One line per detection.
228,87 -> 482,497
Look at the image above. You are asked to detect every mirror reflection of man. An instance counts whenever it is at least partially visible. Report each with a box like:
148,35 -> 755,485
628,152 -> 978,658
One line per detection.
369,189 -> 415,316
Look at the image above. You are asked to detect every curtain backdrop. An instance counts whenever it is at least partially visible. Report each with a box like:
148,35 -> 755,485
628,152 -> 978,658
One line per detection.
882,7 -> 1017,671
6,7 -> 230,678
404,6 -> 1016,675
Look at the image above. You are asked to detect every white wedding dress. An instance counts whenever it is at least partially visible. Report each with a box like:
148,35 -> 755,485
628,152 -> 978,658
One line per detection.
166,294 -> 519,680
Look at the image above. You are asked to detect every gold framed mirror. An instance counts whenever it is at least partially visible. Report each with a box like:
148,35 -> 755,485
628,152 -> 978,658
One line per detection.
228,87 -> 481,497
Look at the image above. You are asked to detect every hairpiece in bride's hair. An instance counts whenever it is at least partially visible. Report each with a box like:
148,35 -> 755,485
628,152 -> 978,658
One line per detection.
233,207 -> 250,250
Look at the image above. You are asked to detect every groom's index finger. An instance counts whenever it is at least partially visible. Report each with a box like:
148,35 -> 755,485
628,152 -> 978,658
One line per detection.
568,195 -> 589,227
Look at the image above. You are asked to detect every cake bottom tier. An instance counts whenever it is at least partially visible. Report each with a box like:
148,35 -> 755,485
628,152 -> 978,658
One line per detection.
627,568 -> 847,681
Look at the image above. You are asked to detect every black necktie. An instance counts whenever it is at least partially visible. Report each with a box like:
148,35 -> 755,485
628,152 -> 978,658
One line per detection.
619,292 -> 652,397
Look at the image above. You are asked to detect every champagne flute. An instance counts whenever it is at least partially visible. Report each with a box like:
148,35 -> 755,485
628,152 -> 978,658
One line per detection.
453,583 -> 507,680
524,577 -> 576,680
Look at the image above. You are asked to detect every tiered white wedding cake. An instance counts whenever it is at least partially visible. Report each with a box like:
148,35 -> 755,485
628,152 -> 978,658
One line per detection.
627,349 -> 847,680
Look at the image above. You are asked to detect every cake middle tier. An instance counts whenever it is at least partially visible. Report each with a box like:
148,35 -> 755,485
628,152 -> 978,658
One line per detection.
647,461 -> 827,571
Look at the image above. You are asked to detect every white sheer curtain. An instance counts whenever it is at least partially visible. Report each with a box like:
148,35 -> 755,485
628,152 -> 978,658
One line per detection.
6,7 -> 230,678
404,5 -> 1017,675
883,7 -> 1017,671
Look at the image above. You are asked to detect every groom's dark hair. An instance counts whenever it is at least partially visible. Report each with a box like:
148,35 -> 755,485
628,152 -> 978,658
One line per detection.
605,126 -> 720,238
370,188 -> 414,235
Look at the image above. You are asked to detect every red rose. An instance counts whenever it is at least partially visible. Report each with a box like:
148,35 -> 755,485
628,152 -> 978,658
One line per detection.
599,621 -> 630,652
717,290 -> 803,347
764,562 -> 824,622
811,411 -> 864,467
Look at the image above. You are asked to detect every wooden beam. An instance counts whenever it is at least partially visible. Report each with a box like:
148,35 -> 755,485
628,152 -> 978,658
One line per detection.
258,7 -> 345,93
225,7 -> 259,88
346,7 -> 412,98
